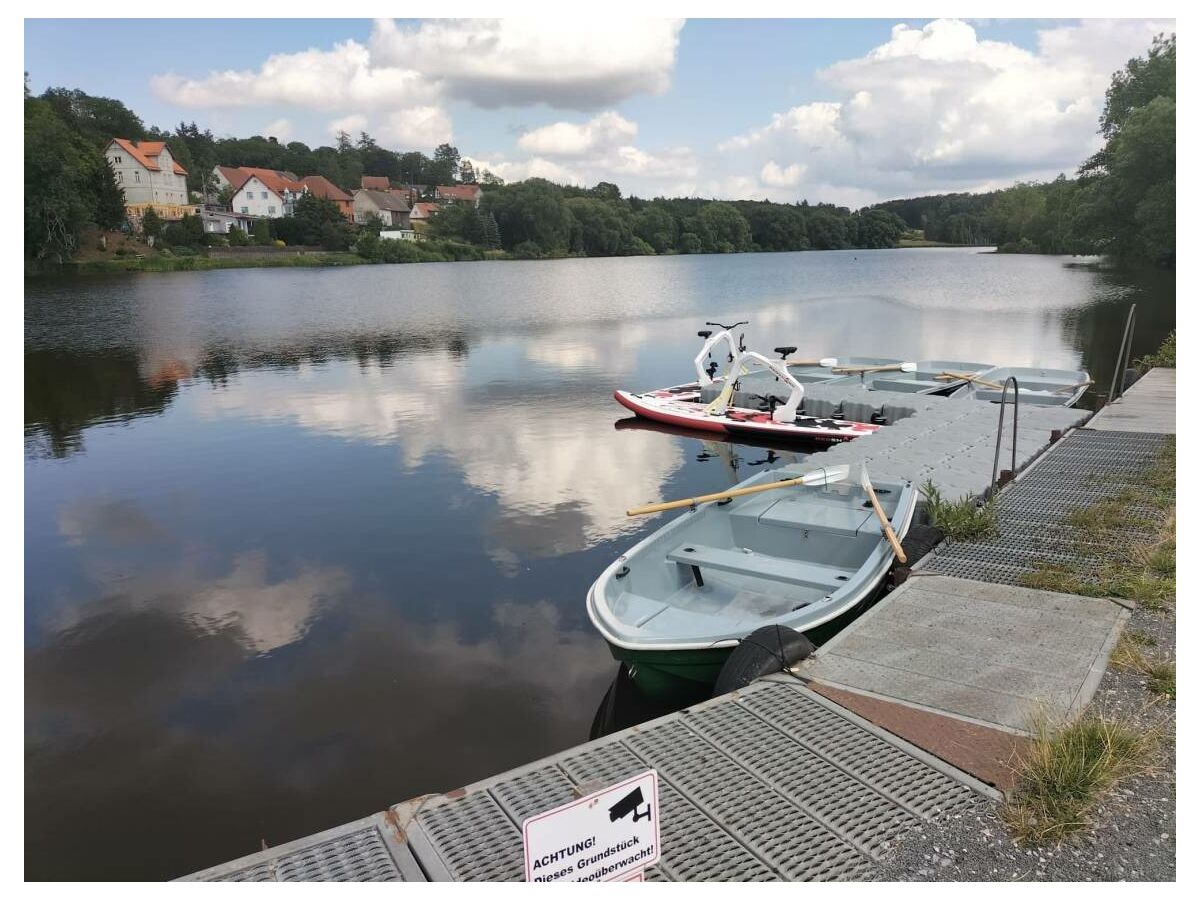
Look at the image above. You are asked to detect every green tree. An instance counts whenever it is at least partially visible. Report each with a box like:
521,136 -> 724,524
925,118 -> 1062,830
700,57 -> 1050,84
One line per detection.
692,202 -> 753,253
850,208 -> 906,249
91,157 -> 127,229
24,97 -> 95,259
251,218 -> 271,246
459,159 -> 477,184
140,206 -> 162,239
429,143 -> 461,183
428,203 -> 486,245
481,179 -> 575,253
633,205 -> 678,253
564,197 -> 636,255
740,203 -> 808,251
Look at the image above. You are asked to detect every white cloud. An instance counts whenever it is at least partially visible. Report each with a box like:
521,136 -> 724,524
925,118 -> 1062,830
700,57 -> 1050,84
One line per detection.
328,113 -> 368,138
369,18 -> 684,109
263,117 -> 292,141
151,38 -> 434,111
153,18 -> 683,117
377,106 -> 453,149
517,111 -> 637,156
716,17 -> 1173,203
760,161 -> 806,187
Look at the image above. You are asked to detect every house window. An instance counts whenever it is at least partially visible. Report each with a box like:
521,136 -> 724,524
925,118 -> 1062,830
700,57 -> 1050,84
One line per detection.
115,172 -> 123,183
240,207 -> 249,214
268,206 -> 276,215
262,191 -> 268,200
134,172 -> 140,183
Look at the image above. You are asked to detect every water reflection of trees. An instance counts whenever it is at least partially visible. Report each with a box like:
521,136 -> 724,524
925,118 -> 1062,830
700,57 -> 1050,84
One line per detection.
1058,266 -> 1175,408
24,332 -> 471,457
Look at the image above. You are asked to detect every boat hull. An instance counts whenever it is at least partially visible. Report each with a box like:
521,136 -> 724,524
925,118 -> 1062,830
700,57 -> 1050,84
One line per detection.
614,389 -> 879,444
604,644 -> 731,704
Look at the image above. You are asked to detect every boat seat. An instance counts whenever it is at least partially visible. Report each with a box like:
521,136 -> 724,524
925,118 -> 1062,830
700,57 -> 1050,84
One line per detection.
667,544 -> 848,589
757,497 -> 874,536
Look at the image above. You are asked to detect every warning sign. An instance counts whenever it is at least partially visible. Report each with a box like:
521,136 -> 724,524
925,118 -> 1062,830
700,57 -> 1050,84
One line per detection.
522,770 -> 661,882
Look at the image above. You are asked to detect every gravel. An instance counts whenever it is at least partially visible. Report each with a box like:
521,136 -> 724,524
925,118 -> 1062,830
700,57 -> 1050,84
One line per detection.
874,603 -> 1175,882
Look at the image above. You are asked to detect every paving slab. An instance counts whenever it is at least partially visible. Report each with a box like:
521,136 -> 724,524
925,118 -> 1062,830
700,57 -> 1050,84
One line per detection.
1088,368 -> 1175,433
810,683 -> 1030,792
800,575 -> 1129,734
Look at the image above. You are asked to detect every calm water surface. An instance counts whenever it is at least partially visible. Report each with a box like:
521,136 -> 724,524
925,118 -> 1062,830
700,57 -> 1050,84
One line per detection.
25,249 -> 1174,879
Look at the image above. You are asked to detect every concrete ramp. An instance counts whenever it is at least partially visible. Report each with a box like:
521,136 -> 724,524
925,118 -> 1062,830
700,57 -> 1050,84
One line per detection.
801,575 -> 1129,734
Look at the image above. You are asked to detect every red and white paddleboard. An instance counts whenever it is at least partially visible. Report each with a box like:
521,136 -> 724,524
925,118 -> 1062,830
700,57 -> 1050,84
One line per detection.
614,385 -> 879,443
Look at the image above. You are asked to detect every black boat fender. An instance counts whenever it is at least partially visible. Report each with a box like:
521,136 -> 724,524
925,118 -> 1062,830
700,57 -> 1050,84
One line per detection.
712,625 -> 815,697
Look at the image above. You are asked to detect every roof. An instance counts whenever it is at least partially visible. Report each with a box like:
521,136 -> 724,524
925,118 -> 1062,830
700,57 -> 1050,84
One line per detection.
216,166 -> 251,191
111,138 -> 188,176
355,189 -> 411,213
361,175 -> 391,191
435,184 -> 482,201
301,175 -> 352,203
410,202 -> 441,218
236,167 -> 306,198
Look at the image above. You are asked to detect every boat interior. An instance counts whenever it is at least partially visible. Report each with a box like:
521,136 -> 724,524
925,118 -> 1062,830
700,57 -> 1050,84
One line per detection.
954,365 -> 1091,406
866,359 -> 995,394
595,474 -> 913,647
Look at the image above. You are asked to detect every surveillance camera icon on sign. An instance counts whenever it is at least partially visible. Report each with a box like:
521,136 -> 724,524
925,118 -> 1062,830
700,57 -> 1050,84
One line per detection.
608,787 -> 652,824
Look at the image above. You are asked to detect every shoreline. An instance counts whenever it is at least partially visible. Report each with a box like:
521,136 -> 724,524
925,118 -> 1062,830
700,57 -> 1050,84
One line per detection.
27,243 -> 984,278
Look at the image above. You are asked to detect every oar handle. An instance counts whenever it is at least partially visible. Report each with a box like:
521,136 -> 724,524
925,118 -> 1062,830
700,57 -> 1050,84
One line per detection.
862,480 -> 907,563
627,475 -> 805,516
1054,379 -> 1094,393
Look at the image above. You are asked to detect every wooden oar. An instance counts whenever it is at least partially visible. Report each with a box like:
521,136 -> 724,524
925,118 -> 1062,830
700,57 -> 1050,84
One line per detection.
935,371 -> 1004,389
859,465 -> 907,563
831,362 -> 918,375
627,465 -> 851,517
786,357 -> 838,368
1054,379 -> 1094,394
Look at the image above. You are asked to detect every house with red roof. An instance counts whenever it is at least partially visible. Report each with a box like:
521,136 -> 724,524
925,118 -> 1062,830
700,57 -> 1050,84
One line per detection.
230,167 -> 307,218
105,138 -> 191,218
409,202 -> 441,232
361,175 -> 392,191
301,175 -> 354,219
434,184 -> 483,207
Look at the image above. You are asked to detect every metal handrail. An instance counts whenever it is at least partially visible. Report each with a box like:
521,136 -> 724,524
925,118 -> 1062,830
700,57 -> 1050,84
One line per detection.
1107,303 -> 1138,404
988,376 -> 1019,499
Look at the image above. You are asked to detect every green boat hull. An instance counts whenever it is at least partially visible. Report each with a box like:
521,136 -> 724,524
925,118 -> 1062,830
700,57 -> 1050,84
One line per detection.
604,644 -> 733,704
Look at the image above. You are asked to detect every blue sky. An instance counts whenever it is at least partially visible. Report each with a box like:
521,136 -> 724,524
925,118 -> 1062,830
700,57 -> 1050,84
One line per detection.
24,17 -> 1172,204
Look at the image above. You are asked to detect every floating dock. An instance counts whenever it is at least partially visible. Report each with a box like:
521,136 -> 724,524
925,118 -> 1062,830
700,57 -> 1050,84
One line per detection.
185,370 -> 1174,882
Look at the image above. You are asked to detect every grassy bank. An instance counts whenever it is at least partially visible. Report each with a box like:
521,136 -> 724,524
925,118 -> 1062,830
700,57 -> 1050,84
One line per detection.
62,252 -> 370,274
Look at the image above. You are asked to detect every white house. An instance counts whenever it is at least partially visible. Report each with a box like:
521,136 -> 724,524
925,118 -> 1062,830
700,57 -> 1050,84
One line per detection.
106,138 -> 190,213
353,189 -> 412,228
230,169 -> 306,218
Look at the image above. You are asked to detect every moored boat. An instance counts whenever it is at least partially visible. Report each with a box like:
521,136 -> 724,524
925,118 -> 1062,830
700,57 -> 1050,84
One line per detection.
587,465 -> 917,700
864,359 -> 995,394
952,365 -> 1093,406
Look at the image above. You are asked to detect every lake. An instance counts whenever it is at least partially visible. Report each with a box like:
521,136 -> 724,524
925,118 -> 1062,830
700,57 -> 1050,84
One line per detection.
24,248 -> 1174,879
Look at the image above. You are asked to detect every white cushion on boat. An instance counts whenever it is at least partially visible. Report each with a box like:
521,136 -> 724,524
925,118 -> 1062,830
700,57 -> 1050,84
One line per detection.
667,544 -> 848,589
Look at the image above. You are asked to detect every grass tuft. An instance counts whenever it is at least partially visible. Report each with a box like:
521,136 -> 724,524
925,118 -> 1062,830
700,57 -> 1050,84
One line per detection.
1004,713 -> 1156,844
1134,331 -> 1175,372
1110,631 -> 1176,698
922,481 -> 999,541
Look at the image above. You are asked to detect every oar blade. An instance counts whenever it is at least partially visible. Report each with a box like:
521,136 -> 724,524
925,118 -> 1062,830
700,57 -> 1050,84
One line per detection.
800,464 -> 850,486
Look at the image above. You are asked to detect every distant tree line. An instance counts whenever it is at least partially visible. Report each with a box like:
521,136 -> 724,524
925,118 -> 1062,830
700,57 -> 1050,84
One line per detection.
428,180 -> 909,258
872,34 -> 1175,268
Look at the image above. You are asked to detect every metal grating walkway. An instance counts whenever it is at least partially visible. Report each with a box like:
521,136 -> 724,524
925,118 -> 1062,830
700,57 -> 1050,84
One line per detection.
188,681 -> 993,881
925,428 -> 1172,586
393,680 -> 988,882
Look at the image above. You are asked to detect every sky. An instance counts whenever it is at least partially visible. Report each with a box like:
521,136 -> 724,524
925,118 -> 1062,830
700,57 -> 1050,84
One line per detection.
24,17 -> 1174,205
